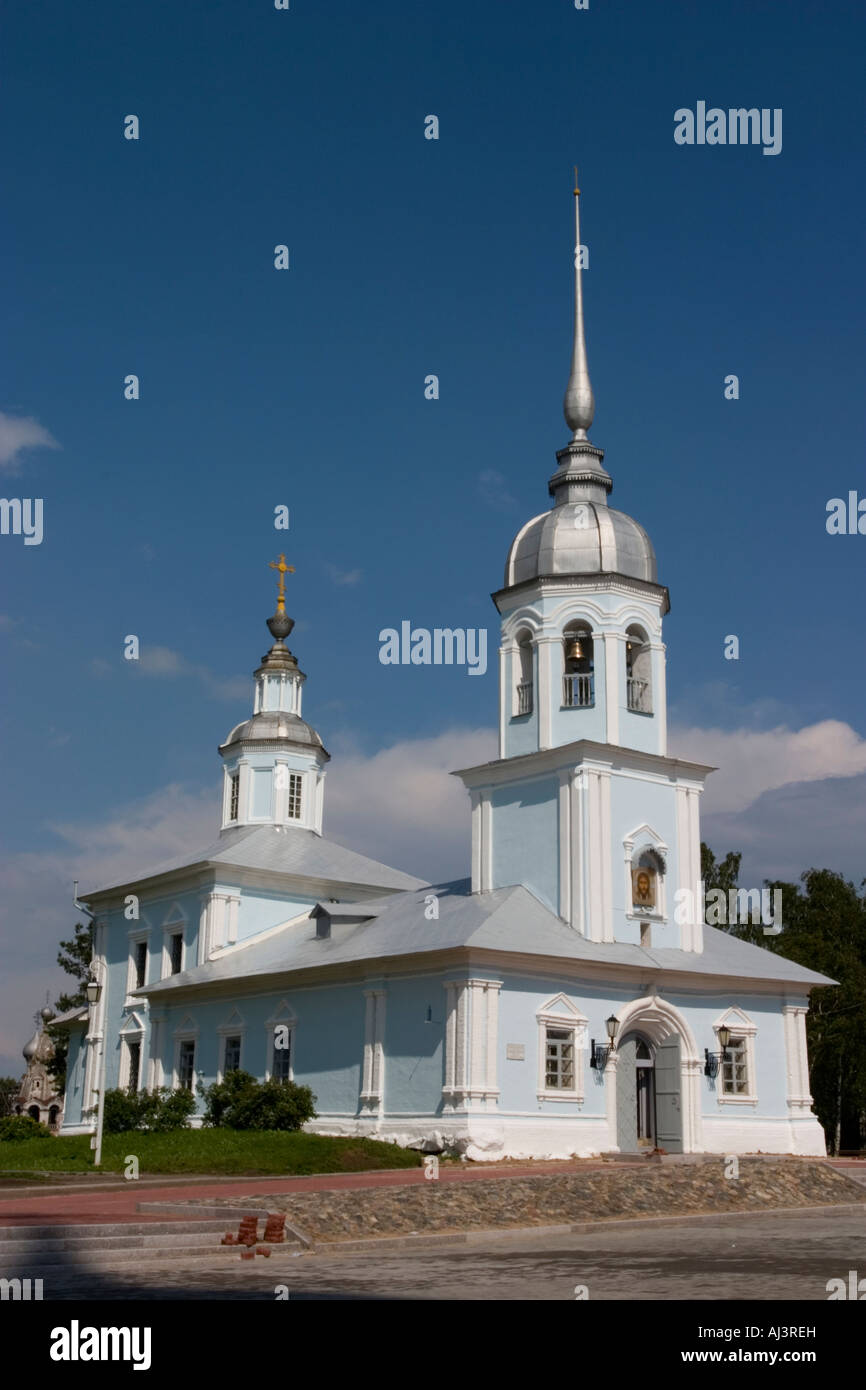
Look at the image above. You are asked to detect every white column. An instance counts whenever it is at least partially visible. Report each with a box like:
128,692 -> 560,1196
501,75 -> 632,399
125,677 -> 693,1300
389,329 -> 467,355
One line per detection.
498,644 -> 508,757
558,770 -> 572,924
572,770 -> 585,934
480,796 -> 492,891
237,759 -> 251,823
361,989 -> 386,1117
654,640 -> 668,755
603,632 -> 622,745
537,638 -> 555,750
585,766 -> 613,942
470,791 -> 482,892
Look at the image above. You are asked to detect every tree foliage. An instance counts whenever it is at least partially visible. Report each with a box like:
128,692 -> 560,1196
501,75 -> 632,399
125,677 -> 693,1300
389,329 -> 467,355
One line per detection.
702,844 -> 866,1154
198,1069 -> 317,1131
48,919 -> 95,1093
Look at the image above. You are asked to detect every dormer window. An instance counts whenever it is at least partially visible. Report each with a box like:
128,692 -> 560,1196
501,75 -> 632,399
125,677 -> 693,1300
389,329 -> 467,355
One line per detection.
625,625 -> 652,714
229,772 -> 240,821
562,623 -> 594,708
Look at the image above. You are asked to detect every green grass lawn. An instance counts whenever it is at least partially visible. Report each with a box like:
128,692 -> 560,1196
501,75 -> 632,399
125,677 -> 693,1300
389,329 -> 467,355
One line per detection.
0,1129 -> 423,1177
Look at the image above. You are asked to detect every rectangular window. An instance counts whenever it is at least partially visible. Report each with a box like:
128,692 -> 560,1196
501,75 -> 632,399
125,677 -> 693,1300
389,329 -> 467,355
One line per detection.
127,1040 -> 141,1093
272,1032 -> 292,1081
287,773 -> 302,820
134,940 -> 148,989
169,932 -> 183,975
722,1037 -> 749,1095
178,1039 -> 196,1090
224,1035 -> 241,1074
229,772 -> 239,820
545,1027 -> 575,1090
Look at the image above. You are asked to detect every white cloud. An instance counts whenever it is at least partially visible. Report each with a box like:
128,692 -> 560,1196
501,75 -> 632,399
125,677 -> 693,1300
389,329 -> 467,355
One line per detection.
91,645 -> 249,701
0,412 -> 60,473
670,718 -> 866,814
325,565 -> 362,587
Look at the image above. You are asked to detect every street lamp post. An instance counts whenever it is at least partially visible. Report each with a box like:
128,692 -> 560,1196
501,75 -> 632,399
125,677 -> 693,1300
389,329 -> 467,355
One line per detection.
85,972 -> 105,1167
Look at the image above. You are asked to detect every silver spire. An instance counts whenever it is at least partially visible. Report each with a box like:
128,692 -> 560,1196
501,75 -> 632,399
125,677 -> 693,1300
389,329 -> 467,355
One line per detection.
563,169 -> 595,440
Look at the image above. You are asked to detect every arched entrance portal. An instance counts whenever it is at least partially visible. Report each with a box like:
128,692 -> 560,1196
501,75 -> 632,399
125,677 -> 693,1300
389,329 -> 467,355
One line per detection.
614,1029 -> 684,1154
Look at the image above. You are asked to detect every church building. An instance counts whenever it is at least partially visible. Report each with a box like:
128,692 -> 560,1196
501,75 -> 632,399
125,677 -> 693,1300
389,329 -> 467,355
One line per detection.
60,183 -> 830,1159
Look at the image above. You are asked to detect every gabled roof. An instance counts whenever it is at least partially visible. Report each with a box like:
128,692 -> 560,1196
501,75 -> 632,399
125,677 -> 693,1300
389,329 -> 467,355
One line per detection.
137,878 -> 834,999
84,824 -> 426,900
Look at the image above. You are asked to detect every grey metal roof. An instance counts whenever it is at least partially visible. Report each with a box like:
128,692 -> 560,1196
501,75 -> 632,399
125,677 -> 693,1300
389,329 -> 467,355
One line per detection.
138,879 -> 833,998
219,710 -> 328,756
48,1005 -> 88,1028
506,502 -> 658,587
85,824 -> 426,898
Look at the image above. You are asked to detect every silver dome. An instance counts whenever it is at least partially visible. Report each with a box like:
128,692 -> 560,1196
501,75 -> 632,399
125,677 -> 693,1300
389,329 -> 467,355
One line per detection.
220,710 -> 325,753
506,501 -> 658,588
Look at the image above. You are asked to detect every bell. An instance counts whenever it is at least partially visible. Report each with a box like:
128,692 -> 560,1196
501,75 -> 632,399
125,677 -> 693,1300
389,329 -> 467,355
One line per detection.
565,636 -> 585,662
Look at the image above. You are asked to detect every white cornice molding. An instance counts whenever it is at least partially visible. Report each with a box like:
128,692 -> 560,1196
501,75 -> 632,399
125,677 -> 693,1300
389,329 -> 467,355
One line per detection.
453,737 -> 714,789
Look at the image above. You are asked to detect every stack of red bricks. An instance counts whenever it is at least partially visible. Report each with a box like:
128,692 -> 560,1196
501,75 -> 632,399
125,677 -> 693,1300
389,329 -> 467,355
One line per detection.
221,1215 -> 274,1259
263,1213 -> 287,1244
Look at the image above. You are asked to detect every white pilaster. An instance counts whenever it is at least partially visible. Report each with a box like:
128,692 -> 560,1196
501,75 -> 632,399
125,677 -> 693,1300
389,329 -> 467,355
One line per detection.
603,631 -> 622,745
537,637 -> 555,750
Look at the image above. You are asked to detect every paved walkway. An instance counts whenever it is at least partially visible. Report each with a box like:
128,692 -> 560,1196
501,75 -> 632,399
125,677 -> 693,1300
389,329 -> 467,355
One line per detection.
0,1157 -> 860,1228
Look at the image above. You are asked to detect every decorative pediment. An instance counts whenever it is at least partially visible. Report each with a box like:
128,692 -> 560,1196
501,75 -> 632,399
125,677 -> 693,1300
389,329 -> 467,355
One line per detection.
162,902 -> 187,928
219,1007 -> 245,1029
266,999 -> 297,1026
119,1011 -> 146,1036
536,993 -> 588,1023
172,1013 -> 198,1037
714,1005 -> 757,1036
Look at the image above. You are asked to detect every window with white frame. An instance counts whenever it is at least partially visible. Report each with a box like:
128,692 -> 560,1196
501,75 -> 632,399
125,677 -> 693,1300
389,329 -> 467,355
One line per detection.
126,1039 -> 142,1093
229,772 -> 239,821
265,1003 -> 296,1082
536,994 -> 588,1101
272,1030 -> 292,1080
545,1028 -> 575,1090
713,1008 -> 758,1103
177,1039 -> 196,1090
223,1035 -> 242,1074
721,1037 -> 749,1095
169,932 -> 183,975
287,773 -> 302,820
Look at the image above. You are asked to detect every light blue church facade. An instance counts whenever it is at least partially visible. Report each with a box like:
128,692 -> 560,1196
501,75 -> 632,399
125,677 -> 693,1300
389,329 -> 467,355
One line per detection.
61,188 -> 829,1159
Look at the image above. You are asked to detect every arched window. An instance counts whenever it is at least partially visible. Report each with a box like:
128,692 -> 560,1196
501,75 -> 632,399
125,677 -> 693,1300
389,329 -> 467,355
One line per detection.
48,1105 -> 60,1128
562,622 -> 595,709
27,1105 -> 40,1122
514,629 -> 534,716
626,625 -> 652,714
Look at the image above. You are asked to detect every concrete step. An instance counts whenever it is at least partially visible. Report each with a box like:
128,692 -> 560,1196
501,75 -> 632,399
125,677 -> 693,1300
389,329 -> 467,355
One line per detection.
0,1244 -> 299,1275
0,1218 -> 236,1243
0,1229 -> 247,1255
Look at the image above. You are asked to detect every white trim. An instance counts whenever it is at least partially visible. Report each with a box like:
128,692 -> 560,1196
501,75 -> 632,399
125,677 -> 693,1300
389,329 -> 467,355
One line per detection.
713,1007 -> 758,1105
536,994 -> 588,1102
126,929 -> 150,999
360,989 -> 386,1118
264,999 -> 296,1081
623,823 -> 669,924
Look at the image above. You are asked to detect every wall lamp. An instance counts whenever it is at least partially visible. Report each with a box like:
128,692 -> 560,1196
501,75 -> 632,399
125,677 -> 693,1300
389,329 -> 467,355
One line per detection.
590,1015 -> 619,1070
704,1025 -> 732,1078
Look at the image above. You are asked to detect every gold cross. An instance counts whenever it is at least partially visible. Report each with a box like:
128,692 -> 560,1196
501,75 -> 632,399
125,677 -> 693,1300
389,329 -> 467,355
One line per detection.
268,554 -> 295,611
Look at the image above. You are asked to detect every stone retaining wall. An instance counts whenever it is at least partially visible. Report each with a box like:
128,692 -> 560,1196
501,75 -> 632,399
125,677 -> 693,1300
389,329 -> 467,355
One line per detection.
187,1158 -> 866,1244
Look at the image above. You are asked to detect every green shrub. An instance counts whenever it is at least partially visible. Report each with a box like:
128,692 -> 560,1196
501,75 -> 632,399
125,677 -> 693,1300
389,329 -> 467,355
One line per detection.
0,1115 -> 51,1141
102,1086 -> 196,1134
199,1069 -> 316,1131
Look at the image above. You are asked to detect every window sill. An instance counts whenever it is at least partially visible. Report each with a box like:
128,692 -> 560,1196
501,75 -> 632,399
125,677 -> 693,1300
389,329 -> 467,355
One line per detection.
716,1095 -> 758,1105
537,1091 -> 584,1103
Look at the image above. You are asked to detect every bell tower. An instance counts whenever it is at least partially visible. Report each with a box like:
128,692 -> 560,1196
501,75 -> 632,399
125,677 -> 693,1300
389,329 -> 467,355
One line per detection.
496,170 -> 669,763
455,177 -> 709,955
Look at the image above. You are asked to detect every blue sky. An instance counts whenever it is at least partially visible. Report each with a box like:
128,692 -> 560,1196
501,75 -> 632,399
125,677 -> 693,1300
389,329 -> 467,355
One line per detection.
2,0 -> 865,1070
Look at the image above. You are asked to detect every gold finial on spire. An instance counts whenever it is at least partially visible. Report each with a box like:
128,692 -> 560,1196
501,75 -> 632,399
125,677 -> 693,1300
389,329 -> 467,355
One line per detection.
268,554 -> 295,612
573,165 -> 580,196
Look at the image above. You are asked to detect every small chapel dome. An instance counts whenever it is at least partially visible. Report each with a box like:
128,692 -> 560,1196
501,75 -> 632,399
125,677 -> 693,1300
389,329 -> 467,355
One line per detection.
220,710 -> 325,752
505,502 -> 658,588
22,1026 -> 55,1064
